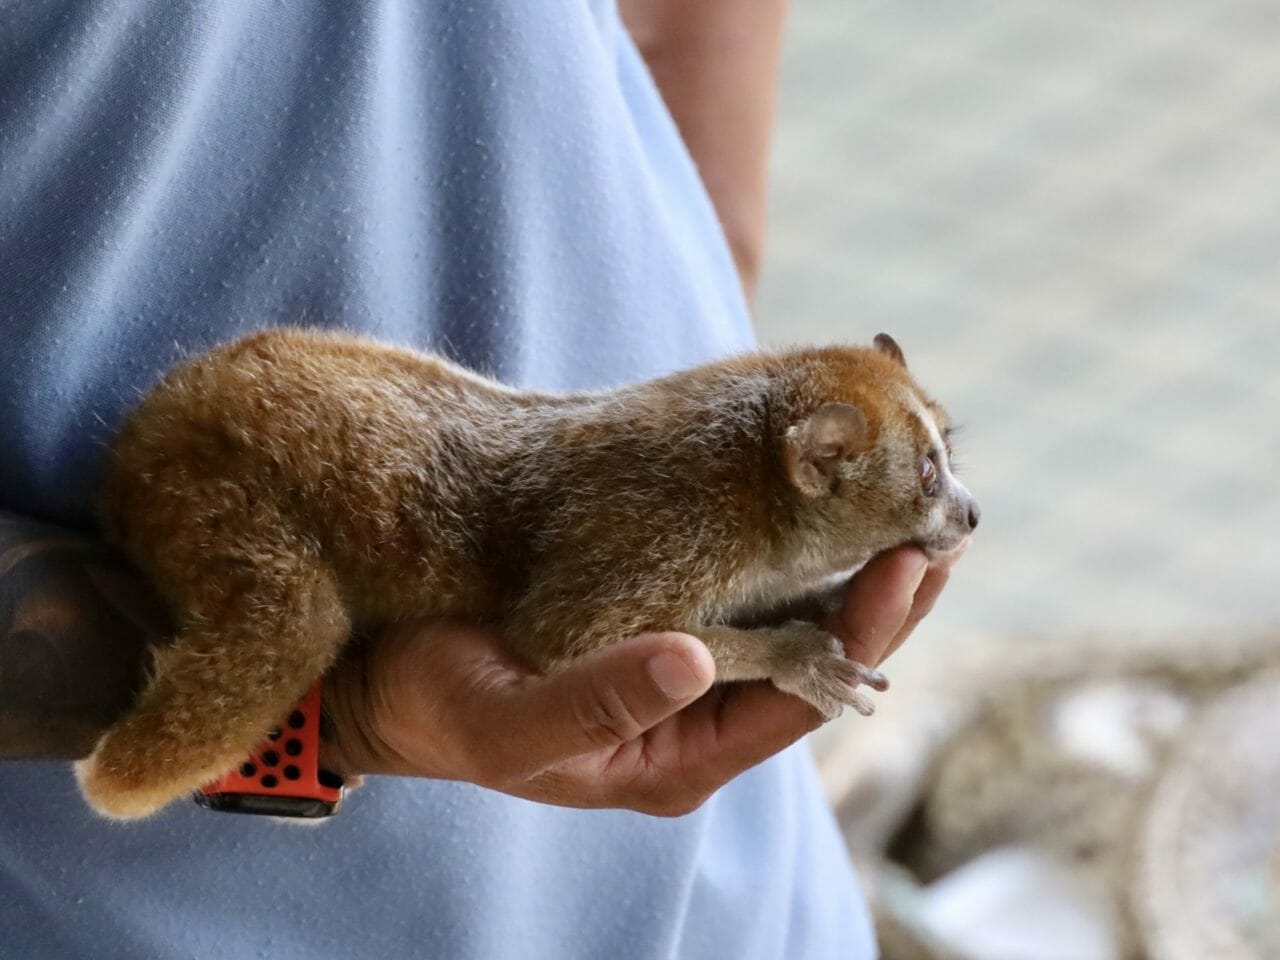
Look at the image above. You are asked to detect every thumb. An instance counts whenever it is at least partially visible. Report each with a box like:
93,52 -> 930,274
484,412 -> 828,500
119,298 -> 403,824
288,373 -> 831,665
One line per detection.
493,633 -> 715,775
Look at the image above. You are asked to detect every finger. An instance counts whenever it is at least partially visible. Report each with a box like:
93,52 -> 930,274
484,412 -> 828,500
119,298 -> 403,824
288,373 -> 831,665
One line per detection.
685,681 -> 821,779
826,546 -> 927,668
484,632 -> 715,779
576,681 -> 822,815
878,538 -> 970,663
879,563 -> 950,664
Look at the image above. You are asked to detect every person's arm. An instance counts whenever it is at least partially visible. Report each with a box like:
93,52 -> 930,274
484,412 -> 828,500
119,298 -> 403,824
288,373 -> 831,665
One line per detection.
0,506 -> 959,815
318,546 -> 959,815
0,511 -> 167,760
620,0 -> 789,300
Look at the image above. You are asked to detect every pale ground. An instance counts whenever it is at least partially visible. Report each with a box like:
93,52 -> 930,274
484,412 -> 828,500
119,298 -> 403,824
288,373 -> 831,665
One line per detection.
757,0 -> 1280,651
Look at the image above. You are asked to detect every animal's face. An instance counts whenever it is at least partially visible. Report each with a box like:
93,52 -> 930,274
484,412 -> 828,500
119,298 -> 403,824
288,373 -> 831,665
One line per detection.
783,334 -> 979,563
868,380 -> 978,558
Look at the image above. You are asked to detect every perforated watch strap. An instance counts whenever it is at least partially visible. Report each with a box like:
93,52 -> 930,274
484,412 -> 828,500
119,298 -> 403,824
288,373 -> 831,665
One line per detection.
195,681 -> 345,817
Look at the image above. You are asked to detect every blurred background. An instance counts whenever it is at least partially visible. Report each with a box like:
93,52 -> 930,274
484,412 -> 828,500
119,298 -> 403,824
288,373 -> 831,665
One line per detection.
758,0 -> 1280,635
754,2 -> 1280,958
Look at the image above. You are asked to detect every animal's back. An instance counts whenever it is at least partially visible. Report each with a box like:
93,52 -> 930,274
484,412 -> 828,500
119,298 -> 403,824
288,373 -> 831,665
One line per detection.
101,328 -> 521,621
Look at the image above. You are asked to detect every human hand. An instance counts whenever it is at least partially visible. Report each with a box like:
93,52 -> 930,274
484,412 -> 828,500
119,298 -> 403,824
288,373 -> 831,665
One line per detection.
829,540 -> 970,670
319,542 -> 965,816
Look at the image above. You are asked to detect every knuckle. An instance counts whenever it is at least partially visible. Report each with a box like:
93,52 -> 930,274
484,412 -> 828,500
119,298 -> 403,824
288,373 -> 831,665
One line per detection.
572,680 -> 647,749
458,728 -> 520,788
632,783 -> 708,819
648,793 -> 707,819
460,746 -> 505,787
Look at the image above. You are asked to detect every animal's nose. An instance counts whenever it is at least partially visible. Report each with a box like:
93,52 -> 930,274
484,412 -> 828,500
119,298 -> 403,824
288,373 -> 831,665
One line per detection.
967,499 -> 981,531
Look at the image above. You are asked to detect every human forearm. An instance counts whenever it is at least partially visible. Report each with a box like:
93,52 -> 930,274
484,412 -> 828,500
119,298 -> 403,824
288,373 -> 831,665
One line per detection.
1,506 -> 959,821
620,0 -> 789,299
0,511 -> 164,760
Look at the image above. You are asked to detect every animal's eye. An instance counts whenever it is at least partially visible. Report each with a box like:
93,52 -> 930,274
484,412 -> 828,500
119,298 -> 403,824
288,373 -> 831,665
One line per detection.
920,455 -> 939,497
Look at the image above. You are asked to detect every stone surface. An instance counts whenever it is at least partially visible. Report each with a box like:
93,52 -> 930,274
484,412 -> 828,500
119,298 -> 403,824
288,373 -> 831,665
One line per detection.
758,0 -> 1280,642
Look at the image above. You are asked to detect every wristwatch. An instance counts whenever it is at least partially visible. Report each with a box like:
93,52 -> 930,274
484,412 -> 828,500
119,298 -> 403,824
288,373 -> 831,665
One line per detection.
195,681 -> 345,817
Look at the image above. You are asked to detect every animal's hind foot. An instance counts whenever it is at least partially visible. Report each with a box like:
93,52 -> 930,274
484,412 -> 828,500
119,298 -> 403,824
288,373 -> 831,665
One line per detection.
75,730 -> 210,820
75,697 -> 267,820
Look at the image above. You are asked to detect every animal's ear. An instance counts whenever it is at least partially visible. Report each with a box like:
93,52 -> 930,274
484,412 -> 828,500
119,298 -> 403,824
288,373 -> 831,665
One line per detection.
873,333 -> 907,369
784,402 -> 870,497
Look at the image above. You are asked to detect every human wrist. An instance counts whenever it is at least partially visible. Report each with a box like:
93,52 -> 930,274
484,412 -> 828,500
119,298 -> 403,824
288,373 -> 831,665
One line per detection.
317,654 -> 386,780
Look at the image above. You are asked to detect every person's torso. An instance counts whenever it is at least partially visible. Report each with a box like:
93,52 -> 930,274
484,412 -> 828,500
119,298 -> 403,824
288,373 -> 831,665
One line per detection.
0,3 -> 872,957
0,0 -> 751,527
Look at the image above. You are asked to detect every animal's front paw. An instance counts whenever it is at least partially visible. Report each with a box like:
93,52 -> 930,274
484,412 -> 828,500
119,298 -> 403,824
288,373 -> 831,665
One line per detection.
769,627 -> 887,721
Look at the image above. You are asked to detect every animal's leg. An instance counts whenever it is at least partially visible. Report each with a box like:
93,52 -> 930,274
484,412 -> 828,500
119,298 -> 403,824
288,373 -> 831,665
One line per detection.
693,622 -> 887,720
76,555 -> 350,819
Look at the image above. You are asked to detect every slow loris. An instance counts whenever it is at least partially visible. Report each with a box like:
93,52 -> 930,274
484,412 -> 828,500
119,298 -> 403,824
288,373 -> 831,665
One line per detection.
76,329 -> 978,818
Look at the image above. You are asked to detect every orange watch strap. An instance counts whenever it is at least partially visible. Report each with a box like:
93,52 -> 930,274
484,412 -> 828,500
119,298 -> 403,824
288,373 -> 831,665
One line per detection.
195,681 -> 344,817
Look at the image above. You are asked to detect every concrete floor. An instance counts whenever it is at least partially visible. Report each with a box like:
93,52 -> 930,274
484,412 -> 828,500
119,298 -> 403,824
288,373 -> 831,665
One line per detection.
756,0 -> 1280,643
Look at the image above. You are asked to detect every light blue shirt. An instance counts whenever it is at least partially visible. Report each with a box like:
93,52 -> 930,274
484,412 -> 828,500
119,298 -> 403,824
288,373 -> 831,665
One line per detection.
0,2 -> 875,956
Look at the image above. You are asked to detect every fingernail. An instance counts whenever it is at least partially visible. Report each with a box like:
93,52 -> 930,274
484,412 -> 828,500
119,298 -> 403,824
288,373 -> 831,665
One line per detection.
647,651 -> 705,701
863,668 -> 890,691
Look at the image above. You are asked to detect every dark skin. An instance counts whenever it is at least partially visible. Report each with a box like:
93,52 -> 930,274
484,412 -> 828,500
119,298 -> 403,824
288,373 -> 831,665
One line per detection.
1,4 -> 966,815
619,0 -> 790,298
320,545 -> 963,816
0,512 -> 167,761
0,509 -> 961,815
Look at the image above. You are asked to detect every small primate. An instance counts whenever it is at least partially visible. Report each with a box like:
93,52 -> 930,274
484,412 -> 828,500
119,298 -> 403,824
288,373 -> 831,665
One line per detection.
77,329 -> 978,818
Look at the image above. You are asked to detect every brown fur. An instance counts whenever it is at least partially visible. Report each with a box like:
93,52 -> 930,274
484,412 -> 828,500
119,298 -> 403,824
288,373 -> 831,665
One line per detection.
76,328 -> 976,818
